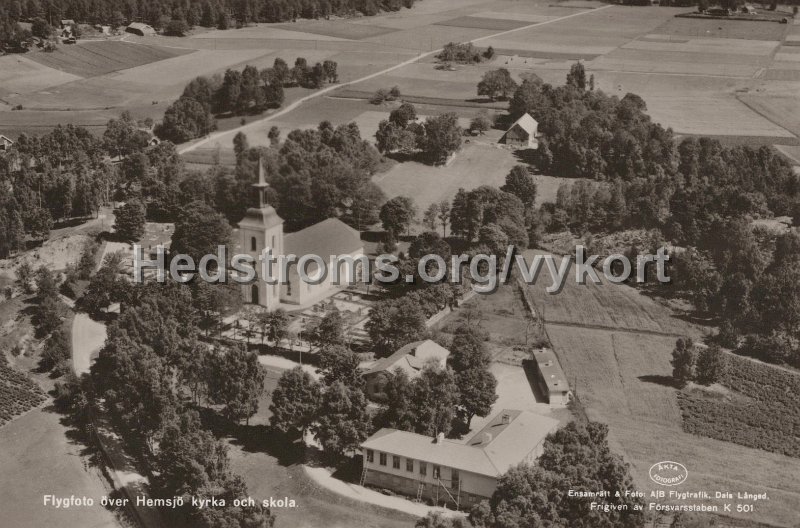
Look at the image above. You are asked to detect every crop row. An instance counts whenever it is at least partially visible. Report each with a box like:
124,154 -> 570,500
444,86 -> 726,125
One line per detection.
0,359 -> 46,427
678,354 -> 800,458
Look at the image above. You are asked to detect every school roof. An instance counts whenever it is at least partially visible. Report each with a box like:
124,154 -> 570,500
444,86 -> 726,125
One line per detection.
532,348 -> 570,394
361,409 -> 559,477
283,217 -> 362,259
364,340 -> 450,377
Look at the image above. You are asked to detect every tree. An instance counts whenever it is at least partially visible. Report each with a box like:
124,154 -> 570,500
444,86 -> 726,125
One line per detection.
233,131 -> 249,161
313,381 -> 371,459
457,367 -> 497,429
30,17 -> 52,39
35,265 -> 58,299
206,345 -> 265,424
695,344 -> 725,386
171,201 -> 232,265
379,196 -> 416,236
408,365 -> 459,436
477,68 -> 517,100
28,207 -> 53,241
379,368 -> 415,428
566,61 -> 587,91
306,310 -> 346,349
114,200 -> 146,242
322,60 -> 338,83
501,165 -> 537,209
366,297 -> 427,355
15,261 -> 35,294
318,344 -> 363,388
422,113 -> 462,164
389,102 -> 417,128
268,126 -> 281,145
475,421 -> 644,528
264,308 -> 289,344
41,327 -> 70,373
155,96 -> 215,143
470,112 -> 493,134
269,367 -> 319,437
164,18 -> 189,36
423,203 -> 439,231
671,337 -> 695,387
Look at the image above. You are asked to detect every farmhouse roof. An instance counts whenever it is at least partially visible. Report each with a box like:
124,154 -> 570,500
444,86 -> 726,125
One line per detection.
533,348 -> 569,394
508,113 -> 538,135
61,19 -> 75,26
284,217 -> 362,259
361,410 -> 559,477
0,134 -> 14,144
364,340 -> 450,377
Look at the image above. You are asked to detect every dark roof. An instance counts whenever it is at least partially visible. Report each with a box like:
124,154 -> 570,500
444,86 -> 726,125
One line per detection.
284,217 -> 362,258
237,205 -> 283,232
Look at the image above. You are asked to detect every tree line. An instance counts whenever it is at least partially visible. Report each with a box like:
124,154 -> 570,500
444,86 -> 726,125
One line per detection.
0,0 -> 419,39
156,57 -> 337,144
58,279 -> 275,527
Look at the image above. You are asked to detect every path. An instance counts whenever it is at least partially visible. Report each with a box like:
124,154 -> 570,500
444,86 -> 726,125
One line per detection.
71,313 -> 107,376
177,4 -> 615,154
303,466 -> 467,519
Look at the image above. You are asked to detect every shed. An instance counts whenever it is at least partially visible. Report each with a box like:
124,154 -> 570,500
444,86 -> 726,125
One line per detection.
126,22 -> 156,36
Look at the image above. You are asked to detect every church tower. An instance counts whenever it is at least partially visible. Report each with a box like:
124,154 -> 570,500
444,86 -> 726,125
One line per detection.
237,157 -> 284,309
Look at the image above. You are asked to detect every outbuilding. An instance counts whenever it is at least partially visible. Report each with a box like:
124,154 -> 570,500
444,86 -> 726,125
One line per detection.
126,22 -> 156,36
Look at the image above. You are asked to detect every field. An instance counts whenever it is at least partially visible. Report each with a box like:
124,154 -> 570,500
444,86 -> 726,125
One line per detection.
372,141 -> 571,217
25,41 -> 191,78
679,354 -> 800,458
524,252 -> 800,526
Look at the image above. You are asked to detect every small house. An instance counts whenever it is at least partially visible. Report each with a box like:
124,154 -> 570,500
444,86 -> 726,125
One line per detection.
501,113 -> 538,149
126,22 -> 156,36
60,19 -> 76,29
363,340 -> 450,399
0,134 -> 14,152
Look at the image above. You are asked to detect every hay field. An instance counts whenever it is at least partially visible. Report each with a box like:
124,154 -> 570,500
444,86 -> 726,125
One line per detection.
546,325 -> 800,527
26,40 -> 191,78
0,55 -> 80,98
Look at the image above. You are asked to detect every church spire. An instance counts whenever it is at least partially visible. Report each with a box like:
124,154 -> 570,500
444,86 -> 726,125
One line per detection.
253,156 -> 269,208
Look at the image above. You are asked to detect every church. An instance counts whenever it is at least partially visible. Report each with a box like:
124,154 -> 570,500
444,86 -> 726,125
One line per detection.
237,159 -> 365,310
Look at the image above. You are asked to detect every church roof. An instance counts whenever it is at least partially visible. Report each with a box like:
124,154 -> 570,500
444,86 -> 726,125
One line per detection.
284,217 -> 362,258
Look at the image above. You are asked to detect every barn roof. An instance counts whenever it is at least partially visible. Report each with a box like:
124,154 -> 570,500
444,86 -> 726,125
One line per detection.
508,113 -> 538,134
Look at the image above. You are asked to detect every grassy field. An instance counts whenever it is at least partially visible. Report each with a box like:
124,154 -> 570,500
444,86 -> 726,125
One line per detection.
524,252 -> 800,526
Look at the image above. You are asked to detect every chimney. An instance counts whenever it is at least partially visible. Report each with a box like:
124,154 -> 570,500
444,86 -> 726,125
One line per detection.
501,413 -> 511,425
482,432 -> 493,445
436,432 -> 445,444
